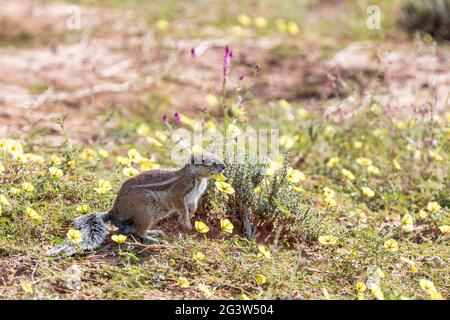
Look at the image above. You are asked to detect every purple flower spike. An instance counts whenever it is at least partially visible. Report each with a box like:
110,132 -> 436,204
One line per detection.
190,48 -> 196,58
173,112 -> 181,124
239,75 -> 245,81
162,114 -> 169,124
255,63 -> 261,71
222,45 -> 233,91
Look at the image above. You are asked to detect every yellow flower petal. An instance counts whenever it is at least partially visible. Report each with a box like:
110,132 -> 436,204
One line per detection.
111,234 -> 127,244
195,221 -> 209,234
220,218 -> 234,234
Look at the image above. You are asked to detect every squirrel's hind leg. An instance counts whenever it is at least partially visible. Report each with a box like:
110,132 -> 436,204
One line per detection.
139,233 -> 167,245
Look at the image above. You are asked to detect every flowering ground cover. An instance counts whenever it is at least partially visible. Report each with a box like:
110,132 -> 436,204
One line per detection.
0,0 -> 448,300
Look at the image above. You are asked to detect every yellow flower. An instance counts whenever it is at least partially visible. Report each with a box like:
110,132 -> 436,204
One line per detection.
48,167 -> 64,179
67,229 -> 83,243
94,179 -> 112,195
254,16 -> 268,28
265,159 -> 283,176
370,284 -> 384,300
286,168 -> 305,183
257,245 -> 271,259
21,282 -> 33,294
430,291 -> 443,300
13,153 -> 28,164
356,293 -> 366,300
324,195 -> 337,208
6,140 -> 23,155
232,25 -> 244,37
326,157 -> 340,168
355,282 -> 367,293
419,279 -> 435,292
361,187 -> 375,198
50,154 -> 62,166
127,149 -> 142,163
255,274 -> 267,285
428,150 -> 443,161
410,266 -> 418,274
392,159 -> 401,170
67,160 -> 75,168
341,168 -> 355,181
419,210 -> 428,220
193,251 -> 205,262
80,148 -> 97,162
384,239 -> 398,252
156,19 -> 169,30
0,195 -> 10,206
205,120 -> 217,132
297,108 -> 309,119
324,125 -> 335,137
140,158 -> 159,171
215,181 -> 235,195
413,150 -> 421,160
278,99 -> 291,109
76,204 -> 91,214
147,136 -> 164,148
367,165 -> 380,176
21,182 -> 35,193
427,201 -> 441,213
210,173 -> 226,182
220,218 -> 234,234
401,213 -> 414,232
116,156 -> 132,166
280,135 -> 295,149
136,123 -> 150,136
111,234 -> 127,244
26,207 -> 42,222
353,141 -> 363,149
98,148 -> 109,158
10,187 -> 20,196
287,21 -> 299,35
323,187 -> 335,197
205,94 -> 219,107
318,235 -> 337,245
237,14 -> 251,26
438,225 -> 449,234
123,167 -> 139,177
356,157 -> 372,166
275,18 -> 287,33
178,277 -> 190,288
195,221 -> 209,234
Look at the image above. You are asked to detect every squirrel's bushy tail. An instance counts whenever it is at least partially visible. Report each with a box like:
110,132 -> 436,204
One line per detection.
74,211 -> 111,250
47,212 -> 111,256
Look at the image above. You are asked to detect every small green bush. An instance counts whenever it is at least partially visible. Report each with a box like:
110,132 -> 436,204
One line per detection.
399,0 -> 450,40
200,157 -> 323,244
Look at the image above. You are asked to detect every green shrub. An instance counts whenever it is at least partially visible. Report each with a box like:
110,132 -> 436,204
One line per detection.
199,157 -> 323,244
399,0 -> 450,40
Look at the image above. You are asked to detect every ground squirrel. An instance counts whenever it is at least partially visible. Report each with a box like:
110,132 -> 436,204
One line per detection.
48,152 -> 226,256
